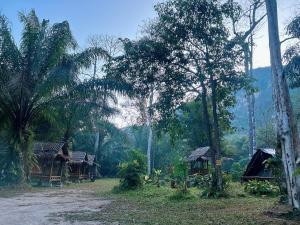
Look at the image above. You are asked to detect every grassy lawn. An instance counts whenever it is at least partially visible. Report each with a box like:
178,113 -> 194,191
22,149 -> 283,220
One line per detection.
63,179 -> 299,225
1,179 -> 298,225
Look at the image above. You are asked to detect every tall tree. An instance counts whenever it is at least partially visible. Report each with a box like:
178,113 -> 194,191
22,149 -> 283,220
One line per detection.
0,10 -> 108,182
225,0 -> 266,157
147,0 -> 245,192
86,34 -> 123,156
265,0 -> 300,209
108,38 -> 167,175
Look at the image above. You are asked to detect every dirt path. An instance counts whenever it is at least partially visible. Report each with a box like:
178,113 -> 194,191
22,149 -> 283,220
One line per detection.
0,188 -> 113,225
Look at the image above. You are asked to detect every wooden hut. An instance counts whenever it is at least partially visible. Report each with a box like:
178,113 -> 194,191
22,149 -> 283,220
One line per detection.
68,151 -> 89,182
186,146 -> 210,175
241,148 -> 276,182
31,142 -> 69,185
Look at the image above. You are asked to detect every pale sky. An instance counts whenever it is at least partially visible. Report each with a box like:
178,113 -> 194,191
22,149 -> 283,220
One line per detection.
253,0 -> 300,67
1,0 -> 299,127
1,0 -> 299,68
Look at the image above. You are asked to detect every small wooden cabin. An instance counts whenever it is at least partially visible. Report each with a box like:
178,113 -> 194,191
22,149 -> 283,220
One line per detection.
69,151 -> 90,182
186,146 -> 210,175
241,148 -> 276,182
31,142 -> 69,185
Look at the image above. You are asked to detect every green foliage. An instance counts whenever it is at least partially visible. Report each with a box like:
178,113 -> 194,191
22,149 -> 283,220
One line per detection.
0,145 -> 23,185
172,158 -> 189,193
284,15 -> 300,89
265,155 -> 287,195
231,162 -> 244,181
169,190 -> 196,201
118,150 -> 146,190
200,173 -> 231,198
153,169 -> 162,187
0,10 -> 114,183
192,174 -> 212,189
244,180 -> 279,196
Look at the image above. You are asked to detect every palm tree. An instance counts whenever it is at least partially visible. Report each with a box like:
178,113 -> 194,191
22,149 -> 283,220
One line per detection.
0,10 -> 114,182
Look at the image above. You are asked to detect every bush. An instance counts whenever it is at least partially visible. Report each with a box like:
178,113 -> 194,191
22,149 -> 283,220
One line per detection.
172,159 -> 189,193
244,180 -> 279,196
231,162 -> 243,181
192,174 -> 211,188
0,142 -> 23,186
169,189 -> 196,201
200,173 -> 231,198
118,150 -> 146,191
230,158 -> 249,181
153,169 -> 162,187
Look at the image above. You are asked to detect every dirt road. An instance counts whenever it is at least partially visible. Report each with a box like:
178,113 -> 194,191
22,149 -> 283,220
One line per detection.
0,188 -> 113,225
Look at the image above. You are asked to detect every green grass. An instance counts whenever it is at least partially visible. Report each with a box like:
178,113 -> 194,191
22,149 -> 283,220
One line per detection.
62,179 -> 298,225
1,179 -> 298,225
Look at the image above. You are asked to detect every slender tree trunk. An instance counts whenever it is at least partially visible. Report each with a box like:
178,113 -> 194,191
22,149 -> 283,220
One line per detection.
94,131 -> 100,154
243,44 -> 256,158
266,0 -> 300,209
146,89 -> 154,175
92,58 -> 100,157
210,76 -> 223,192
249,33 -> 256,155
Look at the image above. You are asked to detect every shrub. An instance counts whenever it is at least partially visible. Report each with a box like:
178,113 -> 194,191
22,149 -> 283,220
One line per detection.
153,169 -> 162,187
172,159 -> 189,193
193,174 -> 211,188
200,173 -> 231,198
118,150 -> 146,190
231,162 -> 243,181
244,180 -> 279,196
169,189 -> 196,201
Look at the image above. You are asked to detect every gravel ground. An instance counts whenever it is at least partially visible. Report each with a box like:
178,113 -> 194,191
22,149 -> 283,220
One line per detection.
0,188 -> 112,225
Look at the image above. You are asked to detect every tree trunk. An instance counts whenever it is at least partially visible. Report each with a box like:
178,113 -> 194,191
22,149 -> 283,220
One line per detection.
94,131 -> 100,154
210,76 -> 223,192
146,89 -> 154,175
243,44 -> 256,158
249,32 -> 256,156
266,0 -> 300,209
200,80 -> 213,151
200,79 -> 222,191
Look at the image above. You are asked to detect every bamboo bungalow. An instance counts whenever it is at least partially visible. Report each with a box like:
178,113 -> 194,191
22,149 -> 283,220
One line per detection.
69,151 -> 90,182
241,148 -> 276,182
186,146 -> 210,175
31,142 -> 69,185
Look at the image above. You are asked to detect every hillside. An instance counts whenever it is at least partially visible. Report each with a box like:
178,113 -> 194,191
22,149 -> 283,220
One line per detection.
232,66 -> 300,133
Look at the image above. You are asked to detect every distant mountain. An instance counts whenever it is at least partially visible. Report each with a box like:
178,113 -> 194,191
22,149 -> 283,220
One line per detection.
232,67 -> 273,132
232,66 -> 300,133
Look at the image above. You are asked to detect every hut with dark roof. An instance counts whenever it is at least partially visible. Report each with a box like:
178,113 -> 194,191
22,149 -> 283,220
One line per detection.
68,151 -> 90,181
186,146 -> 210,175
31,142 -> 69,185
241,148 -> 276,182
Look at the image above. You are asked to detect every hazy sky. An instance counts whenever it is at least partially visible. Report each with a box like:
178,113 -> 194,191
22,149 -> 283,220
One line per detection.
1,0 -> 299,127
1,0 -> 299,68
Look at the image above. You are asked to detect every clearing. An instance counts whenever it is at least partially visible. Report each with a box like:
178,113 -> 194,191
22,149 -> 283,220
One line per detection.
0,179 -> 299,225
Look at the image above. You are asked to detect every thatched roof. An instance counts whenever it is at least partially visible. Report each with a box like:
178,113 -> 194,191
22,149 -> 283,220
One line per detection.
186,146 -> 210,162
70,151 -> 88,164
33,142 -> 68,160
243,148 -> 275,178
